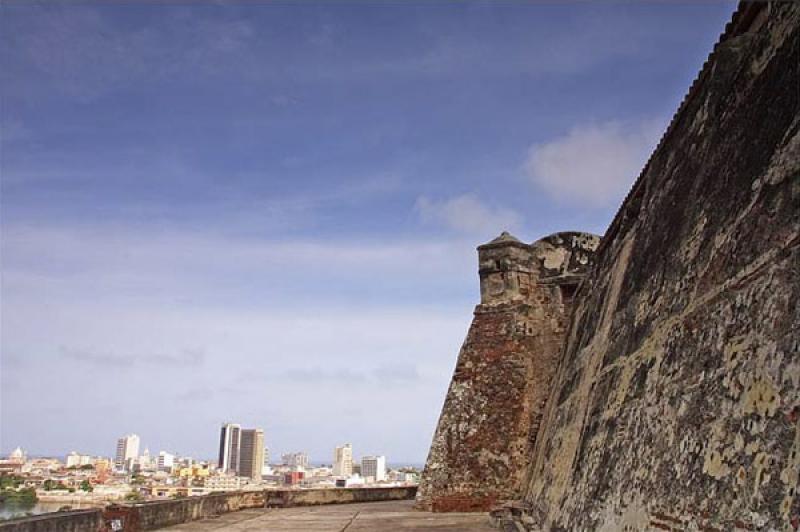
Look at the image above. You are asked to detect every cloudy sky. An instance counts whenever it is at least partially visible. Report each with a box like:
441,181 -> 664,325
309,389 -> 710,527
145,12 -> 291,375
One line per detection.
1,1 -> 735,464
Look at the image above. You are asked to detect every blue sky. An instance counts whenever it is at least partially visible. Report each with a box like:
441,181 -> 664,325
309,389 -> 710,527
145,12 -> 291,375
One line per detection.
1,1 -> 736,464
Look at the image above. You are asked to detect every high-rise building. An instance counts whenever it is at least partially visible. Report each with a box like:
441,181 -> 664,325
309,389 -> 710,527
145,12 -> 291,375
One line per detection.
361,456 -> 386,482
115,434 -> 140,471
281,452 -> 309,470
239,429 -> 265,480
218,423 -> 241,474
333,444 -> 353,477
157,451 -> 175,472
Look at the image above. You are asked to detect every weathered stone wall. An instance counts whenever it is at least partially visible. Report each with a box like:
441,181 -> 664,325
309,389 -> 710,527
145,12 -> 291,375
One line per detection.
521,3 -> 800,530
417,231 -> 599,512
267,486 -> 418,508
1,487 -> 417,531
118,489 -> 265,530
0,509 -> 103,532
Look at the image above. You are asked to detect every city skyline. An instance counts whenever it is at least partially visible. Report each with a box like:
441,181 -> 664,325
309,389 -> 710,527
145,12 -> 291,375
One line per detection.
0,430 -> 418,520
0,1 -> 737,462
6,427 -> 412,470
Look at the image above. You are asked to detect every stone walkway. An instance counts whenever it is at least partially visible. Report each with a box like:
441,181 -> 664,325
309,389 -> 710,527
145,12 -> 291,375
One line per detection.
161,500 -> 495,531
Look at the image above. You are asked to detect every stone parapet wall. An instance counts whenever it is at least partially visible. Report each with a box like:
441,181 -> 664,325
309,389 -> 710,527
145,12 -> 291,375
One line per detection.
112,489 -> 266,530
268,486 -> 417,508
0,487 -> 417,532
0,509 -> 103,532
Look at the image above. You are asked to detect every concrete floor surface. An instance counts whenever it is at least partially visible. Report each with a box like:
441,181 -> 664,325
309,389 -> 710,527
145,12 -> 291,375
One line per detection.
161,500 -> 496,531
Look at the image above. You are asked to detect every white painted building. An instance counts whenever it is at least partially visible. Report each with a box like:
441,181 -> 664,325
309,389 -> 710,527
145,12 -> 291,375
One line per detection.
65,452 -> 93,468
389,470 -> 416,483
361,455 -> 386,482
218,423 -> 241,474
8,447 -> 26,463
115,434 -> 140,471
203,474 -> 241,492
158,451 -> 175,471
139,448 -> 155,471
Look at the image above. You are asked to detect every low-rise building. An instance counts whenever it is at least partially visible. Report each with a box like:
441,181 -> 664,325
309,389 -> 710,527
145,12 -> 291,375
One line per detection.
66,452 -> 94,468
283,471 -> 305,486
178,463 -> 210,481
281,452 -> 309,470
388,470 -> 416,483
202,474 -> 240,492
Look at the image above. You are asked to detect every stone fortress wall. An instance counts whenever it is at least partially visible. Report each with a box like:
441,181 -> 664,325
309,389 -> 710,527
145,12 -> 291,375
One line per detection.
416,231 -> 600,512
419,2 -> 800,530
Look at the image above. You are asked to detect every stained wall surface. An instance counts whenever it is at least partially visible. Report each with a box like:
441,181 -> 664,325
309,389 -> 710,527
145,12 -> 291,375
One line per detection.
522,3 -> 800,530
416,231 -> 599,512
1,488 -> 418,532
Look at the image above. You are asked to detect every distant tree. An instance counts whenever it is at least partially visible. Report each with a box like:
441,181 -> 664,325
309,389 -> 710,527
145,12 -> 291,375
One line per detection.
0,475 -> 22,490
80,464 -> 95,471
124,490 -> 143,502
43,480 -> 70,491
79,480 -> 93,492
0,487 -> 37,507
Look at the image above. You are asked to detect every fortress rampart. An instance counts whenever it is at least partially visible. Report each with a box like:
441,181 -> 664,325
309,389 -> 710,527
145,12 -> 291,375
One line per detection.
420,2 -> 800,529
416,231 -> 599,512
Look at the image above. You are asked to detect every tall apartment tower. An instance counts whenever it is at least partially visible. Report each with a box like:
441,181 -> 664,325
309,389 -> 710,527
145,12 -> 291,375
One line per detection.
238,429 -> 265,480
361,455 -> 386,482
333,443 -> 353,477
114,434 -> 140,471
157,451 -> 175,472
218,423 -> 241,474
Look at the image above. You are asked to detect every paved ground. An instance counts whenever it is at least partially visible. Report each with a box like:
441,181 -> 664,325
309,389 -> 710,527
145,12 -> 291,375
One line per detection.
162,500 -> 496,531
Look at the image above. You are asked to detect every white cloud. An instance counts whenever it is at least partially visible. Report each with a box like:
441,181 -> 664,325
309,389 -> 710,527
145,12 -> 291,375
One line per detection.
2,294 -> 467,461
415,194 -> 522,238
524,119 -> 664,208
0,222 -> 476,460
0,224 -> 475,299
